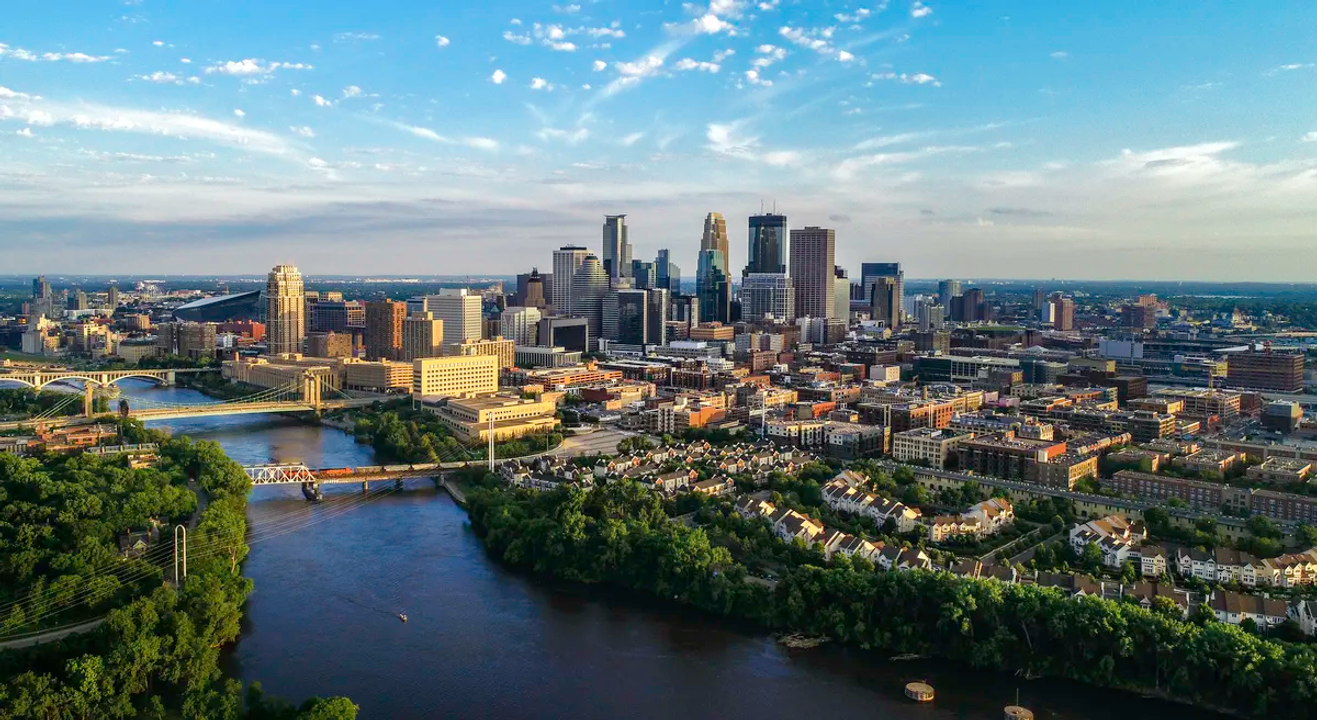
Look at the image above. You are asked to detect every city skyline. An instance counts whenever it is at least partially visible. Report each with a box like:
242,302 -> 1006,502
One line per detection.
3,1 -> 1317,280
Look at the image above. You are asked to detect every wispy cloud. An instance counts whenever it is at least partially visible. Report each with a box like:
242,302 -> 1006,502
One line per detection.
705,120 -> 798,165
395,122 -> 499,151
137,71 -> 200,85
870,71 -> 941,87
1263,62 -> 1314,76
204,59 -> 314,76
530,77 -> 555,91
334,31 -> 380,42
1049,51 -> 1068,60
674,58 -> 721,72
0,43 -> 113,63
910,1 -> 933,18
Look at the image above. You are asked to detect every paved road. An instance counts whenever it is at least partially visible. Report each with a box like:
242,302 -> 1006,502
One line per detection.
0,618 -> 105,650
551,428 -> 644,458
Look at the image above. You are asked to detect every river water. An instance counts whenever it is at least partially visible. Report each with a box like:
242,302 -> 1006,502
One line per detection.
116,381 -> 1221,720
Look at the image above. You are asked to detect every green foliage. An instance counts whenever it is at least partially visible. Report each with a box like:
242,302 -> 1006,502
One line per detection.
352,406 -> 560,464
0,438 -> 356,720
0,389 -> 83,419
468,482 -> 1317,718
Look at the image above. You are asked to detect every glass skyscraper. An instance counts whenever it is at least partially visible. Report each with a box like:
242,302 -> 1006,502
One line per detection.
746,213 -> 787,275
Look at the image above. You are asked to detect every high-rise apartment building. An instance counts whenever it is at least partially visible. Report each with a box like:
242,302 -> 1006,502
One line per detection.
951,288 -> 988,323
424,289 -> 482,346
307,331 -> 353,358
1051,296 -> 1076,331
789,226 -> 836,319
551,246 -> 591,313
938,279 -> 962,309
402,312 -> 444,361
365,300 -> 406,360
106,283 -> 120,310
500,306 -> 542,346
412,354 -> 499,399
265,264 -> 305,355
602,214 -> 632,279
746,213 -> 787,275
570,254 -> 609,341
741,273 -> 795,321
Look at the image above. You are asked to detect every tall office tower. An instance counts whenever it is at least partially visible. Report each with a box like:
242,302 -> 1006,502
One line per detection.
425,288 -> 483,346
521,268 -> 547,308
602,214 -> 632,279
746,212 -> 788,275
1032,287 -> 1047,313
265,264 -> 305,355
914,298 -> 945,331
500,306 -> 542,346
868,276 -> 901,329
741,273 -> 795,321
32,276 -> 51,301
701,212 -> 730,273
402,312 -> 444,361
655,249 -> 680,292
789,226 -> 836,319
937,279 -> 962,309
601,278 -> 634,340
365,300 -> 406,360
860,262 -> 903,328
951,287 -> 988,323
412,355 -> 498,399
570,254 -> 609,341
1051,296 -> 1076,331
29,276 -> 53,319
646,288 -> 669,346
616,289 -> 650,345
834,267 -> 851,323
106,283 -> 120,310
631,260 -> 656,289
71,290 -> 89,311
552,245 -> 590,313
696,249 -> 731,324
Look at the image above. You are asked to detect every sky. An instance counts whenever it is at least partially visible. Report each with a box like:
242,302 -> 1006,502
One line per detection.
2,1 -> 1316,281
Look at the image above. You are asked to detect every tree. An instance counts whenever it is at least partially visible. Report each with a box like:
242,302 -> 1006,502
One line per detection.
1080,542 -> 1103,571
1246,514 -> 1281,540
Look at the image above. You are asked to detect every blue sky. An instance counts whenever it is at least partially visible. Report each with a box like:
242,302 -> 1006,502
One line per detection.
2,0 -> 1316,280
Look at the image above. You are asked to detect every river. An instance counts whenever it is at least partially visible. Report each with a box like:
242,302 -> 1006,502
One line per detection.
116,380 -> 1222,720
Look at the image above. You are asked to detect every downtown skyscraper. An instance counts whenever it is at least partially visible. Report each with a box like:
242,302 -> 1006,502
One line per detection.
551,245 -> 590,313
697,212 -> 731,324
602,214 -> 632,280
745,213 -> 787,275
265,264 -> 305,355
789,227 -> 836,319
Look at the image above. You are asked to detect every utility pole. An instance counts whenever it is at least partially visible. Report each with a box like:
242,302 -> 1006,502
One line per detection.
173,525 -> 187,586
488,414 -> 495,471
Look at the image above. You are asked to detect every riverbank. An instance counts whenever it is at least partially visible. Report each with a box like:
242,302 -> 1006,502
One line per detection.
464,481 -> 1316,719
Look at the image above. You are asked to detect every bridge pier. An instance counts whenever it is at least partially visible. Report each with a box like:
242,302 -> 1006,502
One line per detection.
300,481 -> 323,502
82,385 -> 95,418
362,481 -> 369,494
165,370 -> 176,387
395,479 -> 404,490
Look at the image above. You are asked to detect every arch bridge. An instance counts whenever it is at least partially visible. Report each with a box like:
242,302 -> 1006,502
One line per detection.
0,368 -> 219,416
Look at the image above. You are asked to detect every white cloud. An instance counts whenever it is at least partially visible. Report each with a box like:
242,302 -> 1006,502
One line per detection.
779,27 -> 842,58
615,55 -> 665,78
584,27 -> 626,38
537,126 -> 590,144
290,88 -> 302,96
180,57 -> 191,63
837,50 -> 854,62
581,83 -> 592,89
334,32 -> 380,42
16,127 -> 33,137
674,58 -> 720,72
313,94 -> 333,107
852,132 -> 926,150
510,18 -> 522,25
465,137 -> 500,150
592,60 -> 607,71
342,85 -> 363,98
871,71 -> 941,87
435,35 -> 451,48
204,59 -> 314,76
911,1 -> 933,18
1264,62 -> 1315,76
693,14 -> 733,34
553,3 -> 581,12
834,144 -> 980,179
0,86 -> 37,100
491,69 -> 508,84
744,69 -> 772,86
713,48 -> 735,62
622,131 -> 645,146
503,31 -> 532,45
0,97 -> 292,154
397,122 -> 499,151
757,0 -> 780,9
834,8 -> 871,22
40,51 -> 114,63
704,120 -> 798,165
1050,51 -> 1068,59
1300,132 -> 1317,143
152,40 -> 164,47
290,125 -> 316,137
546,40 -> 578,52
753,45 -> 788,69
137,71 -> 200,85
530,77 -> 555,91
233,108 -> 246,118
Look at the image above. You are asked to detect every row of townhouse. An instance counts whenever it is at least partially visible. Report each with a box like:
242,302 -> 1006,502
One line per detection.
734,496 -> 933,571
1068,514 -> 1149,567
821,474 -> 922,533
954,564 -> 1195,617
1065,514 -> 1317,590
597,441 -> 815,485
928,497 -> 1015,542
